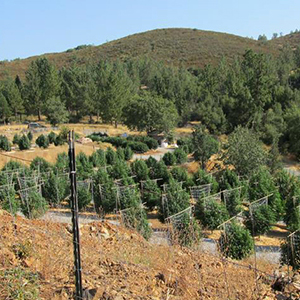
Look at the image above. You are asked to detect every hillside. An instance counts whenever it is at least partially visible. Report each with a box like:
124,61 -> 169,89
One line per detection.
0,210 -> 295,300
269,31 -> 300,50
0,28 -> 284,80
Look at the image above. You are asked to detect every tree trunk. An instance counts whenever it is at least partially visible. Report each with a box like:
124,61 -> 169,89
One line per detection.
114,121 -> 118,128
38,108 -> 41,121
201,159 -> 205,170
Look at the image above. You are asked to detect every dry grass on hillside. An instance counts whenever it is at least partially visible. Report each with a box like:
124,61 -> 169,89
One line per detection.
0,210 -> 289,300
0,28 -> 286,80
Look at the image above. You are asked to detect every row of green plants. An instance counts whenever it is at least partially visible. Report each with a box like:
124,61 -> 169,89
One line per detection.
88,134 -> 159,153
1,145 -> 299,232
0,127 -> 72,152
1,142 -> 300,266
0,131 -> 33,151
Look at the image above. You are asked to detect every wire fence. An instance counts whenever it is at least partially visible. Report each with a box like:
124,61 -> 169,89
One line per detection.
0,168 -> 295,299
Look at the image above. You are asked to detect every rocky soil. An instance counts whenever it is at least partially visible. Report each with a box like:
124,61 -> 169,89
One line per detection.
0,209 -> 299,300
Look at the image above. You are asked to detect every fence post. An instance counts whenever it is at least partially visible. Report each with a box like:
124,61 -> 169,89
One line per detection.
68,130 -> 83,300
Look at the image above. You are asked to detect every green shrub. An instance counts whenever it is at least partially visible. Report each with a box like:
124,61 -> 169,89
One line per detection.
89,149 -> 106,167
141,179 -> 161,210
116,147 -> 125,160
122,206 -> 152,240
1,160 -> 23,171
27,131 -> 33,141
281,232 -> 300,270
48,131 -> 57,144
118,186 -> 141,210
105,147 -> 118,165
219,222 -> 254,260
224,189 -> 242,217
131,159 -> 149,182
20,190 -> 47,219
171,167 -> 193,189
58,126 -> 69,142
88,134 -> 102,142
173,148 -> 188,164
93,169 -> 117,213
13,133 -> 20,145
177,137 -> 194,153
158,179 -> 190,221
150,160 -> 170,185
54,135 -> 65,146
195,199 -> 229,230
55,152 -> 69,171
30,157 -> 52,173
18,135 -> 31,150
146,156 -> 158,169
35,134 -> 49,148
128,136 -> 158,149
1,161 -> 30,188
244,204 -> 276,236
124,146 -> 133,160
0,135 -> 11,151
0,186 -> 18,215
217,168 -> 241,191
275,171 -> 300,229
286,208 -> 300,232
162,152 -> 177,166
43,171 -> 69,206
76,152 -> 93,180
172,213 -> 202,247
248,167 -> 283,219
109,159 -> 131,180
103,136 -> 128,147
127,141 -> 149,153
77,186 -> 92,210
193,168 -> 219,193
0,267 -> 40,300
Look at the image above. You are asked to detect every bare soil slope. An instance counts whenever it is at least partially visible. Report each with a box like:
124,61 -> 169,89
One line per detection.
0,210 -> 293,300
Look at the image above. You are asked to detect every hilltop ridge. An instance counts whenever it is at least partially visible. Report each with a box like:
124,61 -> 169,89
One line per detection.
2,28 -> 299,80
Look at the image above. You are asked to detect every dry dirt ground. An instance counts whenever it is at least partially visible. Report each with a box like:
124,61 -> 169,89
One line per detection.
1,209 -> 299,300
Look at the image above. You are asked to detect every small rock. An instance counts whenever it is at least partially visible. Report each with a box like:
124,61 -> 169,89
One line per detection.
66,224 -> 73,234
100,291 -> 112,300
155,273 -> 166,283
100,227 -> 110,239
83,288 -> 97,300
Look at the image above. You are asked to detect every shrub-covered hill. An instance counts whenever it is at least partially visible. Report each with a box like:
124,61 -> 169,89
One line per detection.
0,28 -> 285,80
269,31 -> 300,50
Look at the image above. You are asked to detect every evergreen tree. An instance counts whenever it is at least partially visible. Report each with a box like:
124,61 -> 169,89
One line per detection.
0,93 -> 11,124
158,179 -> 190,222
2,79 -> 24,118
44,96 -> 69,126
24,58 -> 59,120
98,61 -> 135,127
192,125 -> 219,169
123,91 -> 178,134
219,222 -> 254,260
226,126 -> 267,176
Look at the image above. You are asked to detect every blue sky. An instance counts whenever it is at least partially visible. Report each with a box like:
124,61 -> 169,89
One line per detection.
0,0 -> 299,60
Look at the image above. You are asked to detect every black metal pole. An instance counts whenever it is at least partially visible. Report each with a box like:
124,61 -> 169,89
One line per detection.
68,130 -> 83,300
